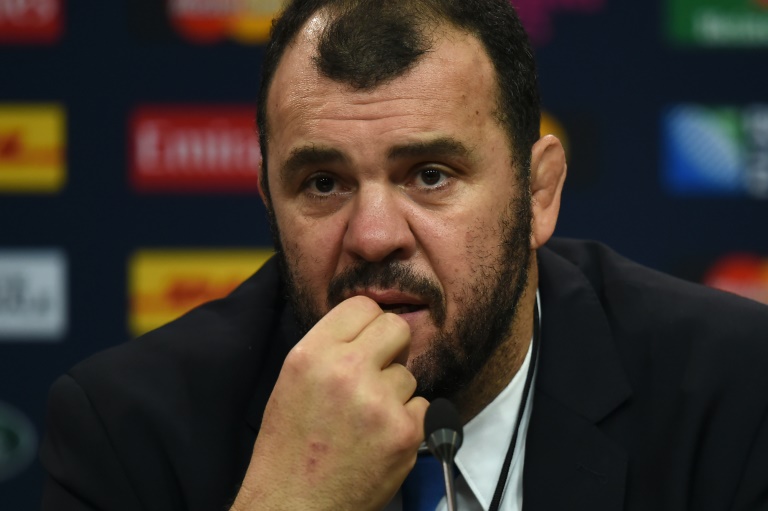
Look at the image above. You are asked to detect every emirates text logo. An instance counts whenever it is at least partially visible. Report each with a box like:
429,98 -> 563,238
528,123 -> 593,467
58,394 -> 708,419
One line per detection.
0,0 -> 63,44
130,106 -> 261,193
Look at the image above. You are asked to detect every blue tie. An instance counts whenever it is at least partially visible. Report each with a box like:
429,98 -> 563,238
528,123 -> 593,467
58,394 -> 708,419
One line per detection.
401,453 -> 446,511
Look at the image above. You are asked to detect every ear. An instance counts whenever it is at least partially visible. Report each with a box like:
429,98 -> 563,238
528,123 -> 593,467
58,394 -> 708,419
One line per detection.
256,159 -> 270,206
529,134 -> 567,249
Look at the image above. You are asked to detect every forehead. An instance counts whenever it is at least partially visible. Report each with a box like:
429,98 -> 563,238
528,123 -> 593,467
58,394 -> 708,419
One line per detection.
265,17 -> 501,151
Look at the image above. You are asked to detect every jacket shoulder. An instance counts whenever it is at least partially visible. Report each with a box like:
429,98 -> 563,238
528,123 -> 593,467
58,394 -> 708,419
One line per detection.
42,257 -> 292,510
535,238 -> 768,511
542,238 -> 768,390
543,237 -> 768,336
47,256 -> 295,454
70,256 -> 288,387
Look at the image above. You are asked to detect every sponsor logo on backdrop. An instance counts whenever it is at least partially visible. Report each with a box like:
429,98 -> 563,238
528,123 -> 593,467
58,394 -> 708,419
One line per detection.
126,0 -> 283,45
667,0 -> 768,46
511,0 -> 606,45
662,104 -> 768,198
129,249 -> 273,336
704,253 -> 768,305
0,0 -> 62,44
168,0 -> 282,44
540,109 -> 600,187
0,250 -> 67,341
130,105 -> 261,193
541,111 -> 570,157
0,104 -> 66,193
0,402 -> 37,482
132,0 -> 605,46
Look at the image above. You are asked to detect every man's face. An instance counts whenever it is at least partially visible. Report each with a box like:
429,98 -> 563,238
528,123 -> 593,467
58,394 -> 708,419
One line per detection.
264,22 -> 533,399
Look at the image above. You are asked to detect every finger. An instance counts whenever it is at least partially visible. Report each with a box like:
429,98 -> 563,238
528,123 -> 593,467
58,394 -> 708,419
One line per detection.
305,295 -> 384,346
380,363 -> 418,404
353,311 -> 411,369
404,396 -> 430,443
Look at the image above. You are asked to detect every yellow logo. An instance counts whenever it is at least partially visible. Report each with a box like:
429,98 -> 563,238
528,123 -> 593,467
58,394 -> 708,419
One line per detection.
540,110 -> 570,157
0,104 -> 66,193
128,248 -> 273,336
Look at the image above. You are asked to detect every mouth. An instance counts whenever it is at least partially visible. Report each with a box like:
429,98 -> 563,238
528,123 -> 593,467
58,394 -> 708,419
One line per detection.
377,302 -> 428,315
345,289 -> 429,315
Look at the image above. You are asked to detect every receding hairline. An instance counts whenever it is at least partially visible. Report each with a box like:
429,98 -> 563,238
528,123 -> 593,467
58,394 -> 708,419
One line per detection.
261,13 -> 515,160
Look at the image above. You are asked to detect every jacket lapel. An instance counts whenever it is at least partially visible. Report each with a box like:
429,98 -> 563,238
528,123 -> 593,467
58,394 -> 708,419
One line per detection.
524,246 -> 632,511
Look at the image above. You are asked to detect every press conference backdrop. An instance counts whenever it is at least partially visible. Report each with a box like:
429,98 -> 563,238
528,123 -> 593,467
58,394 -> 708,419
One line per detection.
1,0 -> 767,508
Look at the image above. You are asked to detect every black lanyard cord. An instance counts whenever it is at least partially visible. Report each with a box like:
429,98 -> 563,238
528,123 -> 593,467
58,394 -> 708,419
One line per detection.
488,299 -> 540,511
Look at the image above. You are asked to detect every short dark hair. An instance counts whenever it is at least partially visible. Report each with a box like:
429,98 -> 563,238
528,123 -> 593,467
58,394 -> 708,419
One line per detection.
257,0 -> 540,195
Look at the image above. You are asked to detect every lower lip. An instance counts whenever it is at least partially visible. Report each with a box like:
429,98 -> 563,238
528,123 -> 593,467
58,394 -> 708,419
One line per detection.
393,308 -> 429,327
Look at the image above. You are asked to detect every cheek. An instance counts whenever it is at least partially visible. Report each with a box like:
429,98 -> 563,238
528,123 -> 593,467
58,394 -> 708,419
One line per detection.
427,210 -> 503,306
276,211 -> 346,296
414,212 -> 475,307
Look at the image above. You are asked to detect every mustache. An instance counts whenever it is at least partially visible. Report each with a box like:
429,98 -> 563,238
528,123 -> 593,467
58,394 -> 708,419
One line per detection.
327,260 -> 446,326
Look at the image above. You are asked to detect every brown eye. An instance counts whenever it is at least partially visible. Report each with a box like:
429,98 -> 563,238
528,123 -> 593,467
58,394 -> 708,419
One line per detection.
417,168 -> 446,187
310,176 -> 335,193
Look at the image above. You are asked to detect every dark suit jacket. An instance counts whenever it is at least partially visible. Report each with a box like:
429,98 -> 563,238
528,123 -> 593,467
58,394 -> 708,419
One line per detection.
41,239 -> 768,511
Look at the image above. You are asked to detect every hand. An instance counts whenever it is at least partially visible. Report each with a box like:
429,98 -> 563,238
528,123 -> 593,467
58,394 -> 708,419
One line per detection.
231,296 -> 429,511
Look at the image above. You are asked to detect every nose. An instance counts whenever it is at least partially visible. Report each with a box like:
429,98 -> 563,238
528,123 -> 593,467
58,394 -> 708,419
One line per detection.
342,185 -> 416,262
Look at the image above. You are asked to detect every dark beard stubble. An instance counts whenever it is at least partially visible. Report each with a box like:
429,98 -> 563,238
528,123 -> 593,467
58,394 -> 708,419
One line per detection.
266,196 -> 532,402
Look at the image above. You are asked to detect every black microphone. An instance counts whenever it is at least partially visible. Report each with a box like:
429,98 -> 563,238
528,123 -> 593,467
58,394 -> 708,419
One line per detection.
424,398 -> 463,511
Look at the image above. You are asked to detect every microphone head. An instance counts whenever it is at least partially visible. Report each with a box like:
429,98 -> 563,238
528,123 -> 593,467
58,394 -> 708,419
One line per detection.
424,398 -> 463,462
424,398 -> 462,438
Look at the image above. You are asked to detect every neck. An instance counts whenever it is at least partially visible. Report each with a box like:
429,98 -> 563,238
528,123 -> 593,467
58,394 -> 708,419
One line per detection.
452,256 -> 539,424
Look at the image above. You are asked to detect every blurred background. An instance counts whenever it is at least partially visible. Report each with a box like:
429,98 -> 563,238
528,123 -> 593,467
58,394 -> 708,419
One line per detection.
1,0 -> 766,508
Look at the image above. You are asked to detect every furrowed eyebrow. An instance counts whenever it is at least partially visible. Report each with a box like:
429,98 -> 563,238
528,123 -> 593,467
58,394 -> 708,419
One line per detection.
278,138 -> 474,183
387,137 -> 476,163
279,144 -> 347,183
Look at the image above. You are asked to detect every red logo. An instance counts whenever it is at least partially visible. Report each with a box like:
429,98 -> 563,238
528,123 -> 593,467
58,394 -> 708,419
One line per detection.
0,0 -> 63,44
130,105 -> 261,193
0,130 -> 22,158
703,253 -> 768,305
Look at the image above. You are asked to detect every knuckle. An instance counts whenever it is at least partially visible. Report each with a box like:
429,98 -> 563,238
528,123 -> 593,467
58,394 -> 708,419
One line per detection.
283,344 -> 312,373
383,312 -> 410,336
405,371 -> 418,393
392,363 -> 417,390
328,360 -> 356,390
361,396 -> 387,424
391,416 -> 421,452
402,364 -> 417,384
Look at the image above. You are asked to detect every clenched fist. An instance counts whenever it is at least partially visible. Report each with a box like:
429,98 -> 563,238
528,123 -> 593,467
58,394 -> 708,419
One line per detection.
230,295 -> 429,511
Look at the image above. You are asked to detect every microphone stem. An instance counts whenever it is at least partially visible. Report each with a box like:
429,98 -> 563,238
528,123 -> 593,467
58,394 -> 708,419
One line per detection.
441,459 -> 457,511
